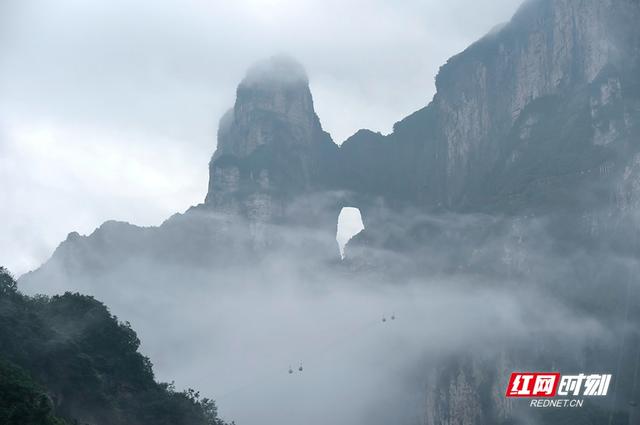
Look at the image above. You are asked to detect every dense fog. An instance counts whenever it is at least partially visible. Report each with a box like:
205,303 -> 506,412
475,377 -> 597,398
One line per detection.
19,203 -> 632,424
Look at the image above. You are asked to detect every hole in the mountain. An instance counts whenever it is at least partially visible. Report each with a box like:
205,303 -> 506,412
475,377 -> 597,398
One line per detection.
336,207 -> 365,259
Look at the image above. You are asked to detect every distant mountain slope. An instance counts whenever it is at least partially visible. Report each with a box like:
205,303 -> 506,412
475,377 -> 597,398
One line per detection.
0,267 -> 230,425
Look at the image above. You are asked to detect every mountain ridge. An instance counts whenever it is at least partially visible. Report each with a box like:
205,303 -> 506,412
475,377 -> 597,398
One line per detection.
22,0 -> 640,279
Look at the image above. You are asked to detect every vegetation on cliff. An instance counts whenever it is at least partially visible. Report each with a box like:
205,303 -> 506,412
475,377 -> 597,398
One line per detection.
0,267 -> 230,425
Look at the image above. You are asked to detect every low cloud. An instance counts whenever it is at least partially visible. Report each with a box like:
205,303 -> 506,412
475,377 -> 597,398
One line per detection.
19,204 -> 621,424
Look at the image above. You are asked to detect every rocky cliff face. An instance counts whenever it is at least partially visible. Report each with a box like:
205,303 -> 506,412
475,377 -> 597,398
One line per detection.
204,56 -> 338,229
435,0 -> 640,207
341,0 -> 640,212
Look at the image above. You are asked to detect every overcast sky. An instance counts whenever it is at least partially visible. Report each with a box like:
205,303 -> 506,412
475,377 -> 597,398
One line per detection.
0,0 -> 523,275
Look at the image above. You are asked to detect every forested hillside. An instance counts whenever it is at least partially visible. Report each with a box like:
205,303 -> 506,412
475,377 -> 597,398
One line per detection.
0,267 -> 230,425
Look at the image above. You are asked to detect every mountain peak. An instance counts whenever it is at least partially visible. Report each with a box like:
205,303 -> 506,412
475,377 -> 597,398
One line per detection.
214,55 -> 319,162
240,55 -> 309,88
204,55 -> 337,230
